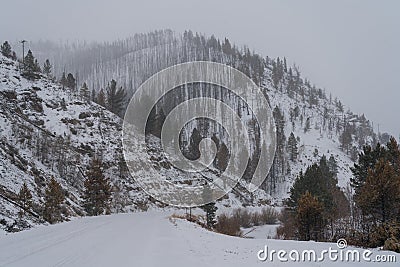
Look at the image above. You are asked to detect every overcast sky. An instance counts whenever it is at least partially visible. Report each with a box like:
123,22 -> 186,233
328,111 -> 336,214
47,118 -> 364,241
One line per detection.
1,0 -> 399,136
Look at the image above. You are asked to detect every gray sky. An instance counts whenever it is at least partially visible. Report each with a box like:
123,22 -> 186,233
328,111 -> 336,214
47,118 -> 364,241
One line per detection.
1,0 -> 399,136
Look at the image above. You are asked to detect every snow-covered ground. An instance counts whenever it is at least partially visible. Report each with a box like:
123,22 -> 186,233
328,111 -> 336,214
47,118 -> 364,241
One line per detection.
0,212 -> 397,267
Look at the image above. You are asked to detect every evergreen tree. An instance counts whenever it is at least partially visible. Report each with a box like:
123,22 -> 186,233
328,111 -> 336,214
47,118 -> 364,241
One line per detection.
327,154 -> 339,176
18,183 -> 33,213
304,118 -> 311,133
145,107 -> 166,138
43,177 -> 65,224
273,106 -> 286,174
60,72 -> 67,88
97,89 -> 106,107
22,50 -> 39,80
11,51 -> 17,60
80,82 -> 90,101
356,159 -> 400,224
34,59 -> 41,72
350,137 -> 400,249
106,79 -> 126,116
66,73 -> 76,90
83,158 -> 112,216
350,143 -> 386,192
0,41 -> 12,58
287,132 -> 298,161
340,126 -> 353,153
288,156 -> 339,213
91,88 -> 96,102
296,191 -> 324,241
201,185 -> 217,229
215,142 -> 229,173
187,127 -> 202,160
43,59 -> 52,77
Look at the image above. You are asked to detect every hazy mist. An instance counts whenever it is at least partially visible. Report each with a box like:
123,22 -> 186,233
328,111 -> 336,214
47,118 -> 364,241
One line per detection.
1,0 -> 399,136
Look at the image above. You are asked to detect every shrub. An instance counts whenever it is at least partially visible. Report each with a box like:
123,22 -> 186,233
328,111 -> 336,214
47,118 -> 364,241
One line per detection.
251,211 -> 262,226
276,208 -> 296,239
233,208 -> 252,228
260,207 -> 279,224
215,213 -> 241,236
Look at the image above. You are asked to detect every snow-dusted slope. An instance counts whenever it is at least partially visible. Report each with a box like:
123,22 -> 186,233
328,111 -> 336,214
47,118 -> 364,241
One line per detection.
0,31 -> 380,230
266,88 -> 356,199
0,211 -> 397,267
0,55 -> 155,230
0,55 -> 261,231
31,31 -> 378,202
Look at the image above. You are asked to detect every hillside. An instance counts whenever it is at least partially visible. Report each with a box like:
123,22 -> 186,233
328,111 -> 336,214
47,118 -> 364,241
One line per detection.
0,30 -> 380,230
0,55 -> 155,231
31,31 -> 378,197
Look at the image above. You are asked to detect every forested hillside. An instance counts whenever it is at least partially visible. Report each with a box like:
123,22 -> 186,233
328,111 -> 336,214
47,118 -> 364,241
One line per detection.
0,30 -> 382,232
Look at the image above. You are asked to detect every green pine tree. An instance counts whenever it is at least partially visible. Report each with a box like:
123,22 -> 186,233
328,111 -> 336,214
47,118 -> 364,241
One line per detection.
18,182 -> 33,214
296,191 -> 325,241
80,82 -> 90,101
83,158 -> 112,216
356,159 -> 400,224
43,177 -> 65,224
327,154 -> 338,176
0,41 -> 12,58
201,185 -> 217,229
287,132 -> 298,161
60,72 -> 67,88
96,89 -> 106,107
66,73 -> 76,90
43,59 -> 52,77
22,50 -> 39,80
106,79 -> 126,116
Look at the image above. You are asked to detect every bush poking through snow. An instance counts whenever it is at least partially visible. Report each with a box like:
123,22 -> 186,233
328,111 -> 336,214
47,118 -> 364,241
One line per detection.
215,213 -> 241,236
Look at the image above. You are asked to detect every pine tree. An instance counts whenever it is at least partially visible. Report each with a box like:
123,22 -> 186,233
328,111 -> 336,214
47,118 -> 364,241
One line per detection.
356,159 -> 400,223
80,82 -> 90,101
34,59 -> 41,72
97,89 -> 106,107
287,132 -> 298,161
0,41 -> 12,58
340,126 -> 353,153
201,185 -> 217,229
43,59 -> 52,77
304,118 -> 311,133
350,143 -> 386,192
91,88 -> 96,102
22,50 -> 39,80
106,79 -> 126,116
18,183 -> 33,213
273,106 -> 286,174
215,142 -> 229,173
327,154 -> 339,176
288,156 -> 338,212
60,72 -> 67,88
296,191 -> 325,241
187,128 -> 202,160
11,51 -> 17,60
66,73 -> 76,90
202,202 -> 217,229
43,177 -> 65,224
83,158 -> 112,216
145,107 -> 166,137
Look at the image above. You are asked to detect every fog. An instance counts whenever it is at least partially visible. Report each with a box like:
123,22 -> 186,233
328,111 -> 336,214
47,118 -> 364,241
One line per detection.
1,0 -> 399,136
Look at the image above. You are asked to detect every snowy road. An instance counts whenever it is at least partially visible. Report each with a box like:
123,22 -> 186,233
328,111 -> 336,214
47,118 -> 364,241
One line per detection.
0,212 -> 397,267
